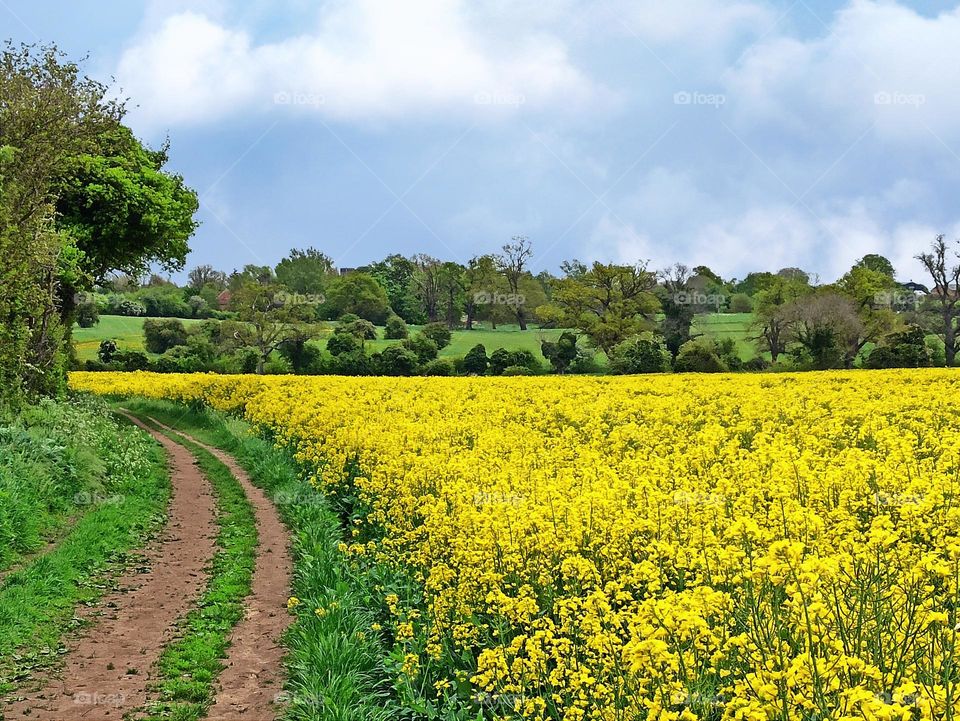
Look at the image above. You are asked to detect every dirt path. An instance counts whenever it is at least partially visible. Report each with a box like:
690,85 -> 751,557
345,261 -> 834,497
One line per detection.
146,418 -> 293,721
2,414 -> 218,720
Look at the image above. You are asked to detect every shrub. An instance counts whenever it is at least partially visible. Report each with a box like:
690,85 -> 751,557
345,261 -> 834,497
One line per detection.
384,315 -> 409,340
609,335 -> 670,374
378,345 -> 419,376
674,339 -> 728,373
75,300 -> 99,328
327,331 -> 361,357
329,350 -> 375,376
489,348 -> 540,375
422,358 -> 455,376
143,318 -> 188,354
502,365 -> 534,376
462,344 -> 489,375
865,326 -> 932,369
112,350 -> 150,371
97,339 -> 118,364
742,356 -> 771,372
403,334 -> 439,364
344,319 -> 377,340
541,332 -> 580,373
421,322 -> 452,350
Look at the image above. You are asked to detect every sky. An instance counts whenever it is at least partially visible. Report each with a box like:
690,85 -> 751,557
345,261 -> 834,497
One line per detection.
4,0 -> 960,284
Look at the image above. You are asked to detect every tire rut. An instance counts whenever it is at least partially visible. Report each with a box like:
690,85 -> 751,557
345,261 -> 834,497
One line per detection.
1,413 -> 218,720
146,418 -> 293,721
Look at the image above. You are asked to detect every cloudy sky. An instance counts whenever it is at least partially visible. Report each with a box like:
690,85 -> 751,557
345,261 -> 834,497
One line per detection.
5,0 -> 960,283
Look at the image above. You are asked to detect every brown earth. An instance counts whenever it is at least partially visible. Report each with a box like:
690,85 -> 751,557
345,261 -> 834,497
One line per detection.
1,413 -> 218,720
145,417 -> 293,721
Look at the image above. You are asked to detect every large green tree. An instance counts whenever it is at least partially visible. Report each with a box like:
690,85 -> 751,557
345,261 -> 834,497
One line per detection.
274,247 -> 335,295
547,261 -> 659,355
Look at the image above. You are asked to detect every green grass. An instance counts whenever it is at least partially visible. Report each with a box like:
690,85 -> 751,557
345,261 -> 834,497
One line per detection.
74,313 -> 763,367
0,398 -> 170,694
130,415 -> 258,721
72,316 -> 204,362
119,398 -> 401,721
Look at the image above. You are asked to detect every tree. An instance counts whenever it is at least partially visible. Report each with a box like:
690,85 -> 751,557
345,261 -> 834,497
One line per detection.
421,322 -> 452,350
658,264 -> 698,359
438,261 -> 466,328
864,325 -> 931,369
462,344 -> 489,374
368,254 -> 423,324
752,275 -> 811,363
497,235 -> 534,330
608,334 -> 671,374
856,254 -> 896,278
674,338 -> 728,373
784,291 -> 865,369
143,318 -> 188,354
231,282 -> 316,374
275,247 -> 334,295
410,254 -> 444,323
916,234 -> 960,366
384,315 -> 409,339
187,264 -> 228,292
0,42 -> 123,398
548,261 -> 660,355
462,255 -> 499,330
323,272 -> 391,324
541,331 -> 580,373
55,124 -> 199,285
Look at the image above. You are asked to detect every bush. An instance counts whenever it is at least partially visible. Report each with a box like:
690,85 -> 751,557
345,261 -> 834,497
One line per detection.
742,356 -> 771,372
421,358 -> 455,376
378,345 -> 419,376
541,332 -> 580,373
143,318 -> 188,354
489,348 -> 540,375
609,335 -> 670,374
344,319 -> 377,340
75,300 -> 99,328
337,313 -> 361,325
112,350 -> 150,371
865,326 -> 932,369
328,350 -> 375,376
421,322 -> 452,350
502,365 -> 534,376
106,296 -> 146,316
384,315 -> 409,340
674,339 -> 728,373
135,288 -> 191,318
462,344 -> 489,375
403,334 -> 439,363
97,339 -> 118,364
326,331 -> 361,357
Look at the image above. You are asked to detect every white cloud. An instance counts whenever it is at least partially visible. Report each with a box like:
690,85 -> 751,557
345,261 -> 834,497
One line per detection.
116,0 -> 601,129
725,1 -> 960,145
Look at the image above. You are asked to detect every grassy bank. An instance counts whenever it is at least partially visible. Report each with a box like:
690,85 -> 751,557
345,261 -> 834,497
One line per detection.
0,398 -> 170,694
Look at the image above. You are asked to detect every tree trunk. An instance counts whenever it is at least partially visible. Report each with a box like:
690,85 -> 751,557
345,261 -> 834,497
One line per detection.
517,309 -> 527,331
945,318 -> 956,367
256,355 -> 266,375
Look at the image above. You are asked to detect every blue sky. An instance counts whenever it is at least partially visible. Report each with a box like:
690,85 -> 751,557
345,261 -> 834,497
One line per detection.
5,0 -> 960,284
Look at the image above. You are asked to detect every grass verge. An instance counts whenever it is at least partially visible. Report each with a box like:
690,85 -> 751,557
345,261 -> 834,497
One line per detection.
128,414 -> 258,721
119,398 -> 401,721
0,399 -> 170,695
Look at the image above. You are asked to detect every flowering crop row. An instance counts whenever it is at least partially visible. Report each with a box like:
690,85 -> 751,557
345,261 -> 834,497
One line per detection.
70,370 -> 960,721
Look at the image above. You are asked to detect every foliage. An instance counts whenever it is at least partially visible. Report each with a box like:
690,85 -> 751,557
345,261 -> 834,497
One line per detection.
461,344 -> 489,375
420,322 -> 452,350
609,334 -> 671,374
143,317 -> 188,354
674,337 -> 728,372
378,345 -> 419,376
402,334 -> 439,364
540,331 -> 580,373
324,272 -> 391,325
75,299 -> 99,328
384,315 -> 409,340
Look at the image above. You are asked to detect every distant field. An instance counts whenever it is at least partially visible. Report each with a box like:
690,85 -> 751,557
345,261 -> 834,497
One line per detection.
74,314 -> 760,364
73,316 -> 205,361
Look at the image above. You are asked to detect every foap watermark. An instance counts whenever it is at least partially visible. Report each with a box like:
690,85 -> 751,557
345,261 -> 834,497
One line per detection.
474,491 -> 524,507
673,490 -> 726,507
473,290 -> 525,306
873,290 -> 918,310
273,90 -> 325,107
274,290 -> 325,307
674,90 -> 725,108
874,491 -> 923,507
673,291 -> 726,310
73,691 -> 126,708
274,691 -> 326,710
474,90 -> 526,107
874,91 -> 925,108
74,491 -> 124,506
272,489 -> 325,506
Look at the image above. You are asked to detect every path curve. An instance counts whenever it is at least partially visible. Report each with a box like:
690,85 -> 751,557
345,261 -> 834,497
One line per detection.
2,413 -> 218,720
147,417 -> 294,721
